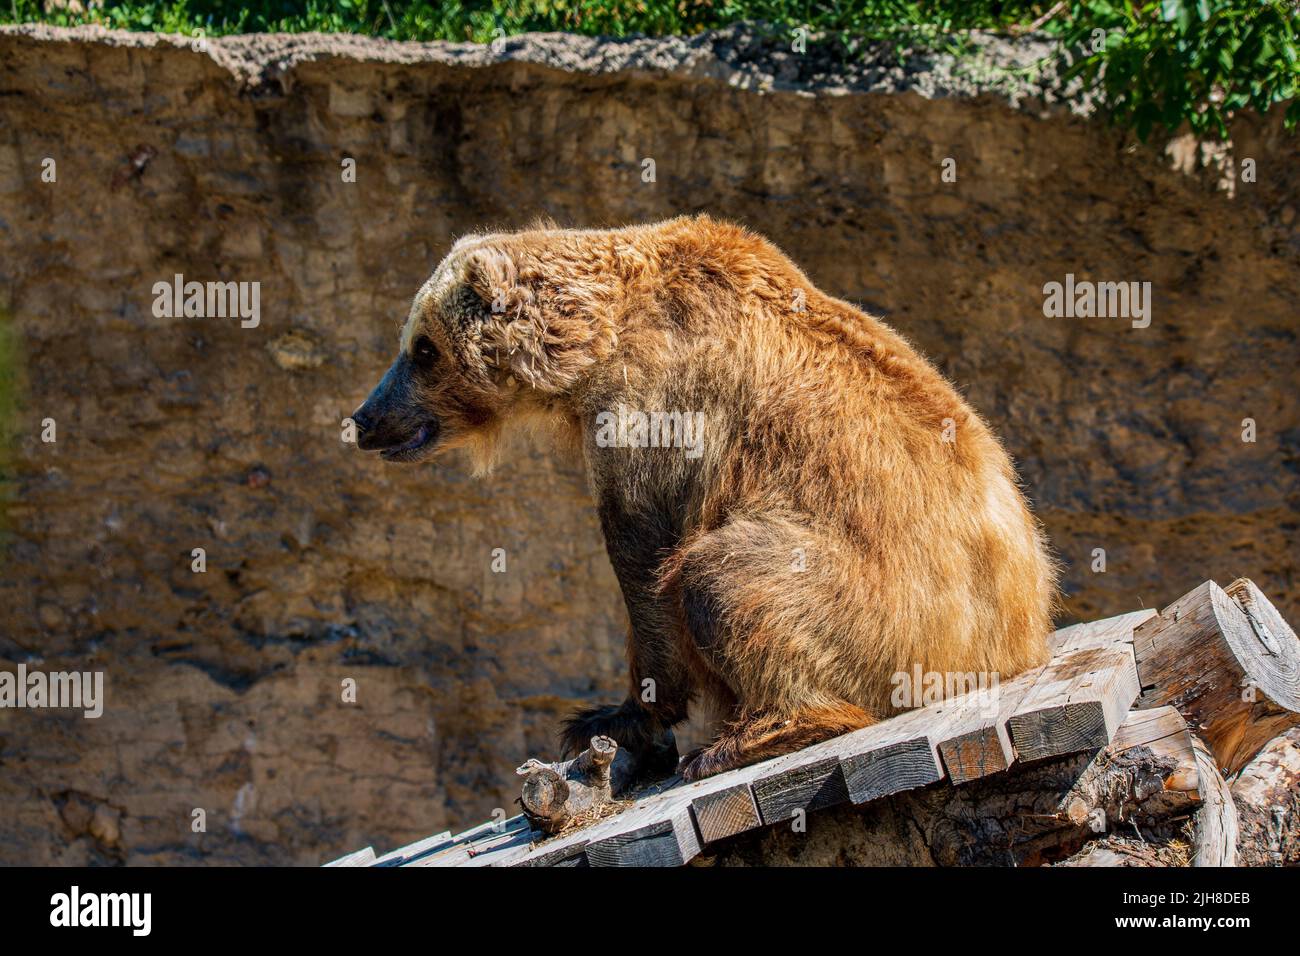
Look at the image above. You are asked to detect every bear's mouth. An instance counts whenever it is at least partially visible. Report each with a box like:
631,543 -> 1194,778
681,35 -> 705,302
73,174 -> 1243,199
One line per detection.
378,421 -> 440,462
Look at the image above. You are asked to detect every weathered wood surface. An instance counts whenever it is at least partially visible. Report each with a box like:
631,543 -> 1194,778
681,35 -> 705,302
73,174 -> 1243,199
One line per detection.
690,779 -> 761,845
325,589 -> 1296,868
1048,608 -> 1157,654
704,706 -> 1207,867
936,673 -> 1037,785
510,632 -> 1136,865
372,831 -> 452,867
401,815 -> 532,868
1189,733 -> 1238,867
1054,718 -> 1239,868
1134,579 -> 1300,776
939,610 -> 1151,784
517,735 -> 636,834
1007,643 -> 1140,762
323,846 -> 377,867
1230,727 -> 1300,866
328,613 -> 1144,868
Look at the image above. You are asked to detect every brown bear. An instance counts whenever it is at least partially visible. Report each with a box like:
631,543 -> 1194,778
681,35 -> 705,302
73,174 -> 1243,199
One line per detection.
353,215 -> 1057,781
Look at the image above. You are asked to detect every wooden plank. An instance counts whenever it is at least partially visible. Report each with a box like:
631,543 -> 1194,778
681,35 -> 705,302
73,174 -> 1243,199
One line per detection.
940,631 -> 1159,787
457,823 -> 539,868
584,788 -> 701,867
405,815 -> 532,867
936,673 -> 1038,785
511,838 -> 590,868
1049,608 -> 1157,654
690,781 -> 761,845
840,692 -> 1004,805
322,846 -> 376,867
372,830 -> 452,867
507,777 -> 685,867
751,750 -> 847,825
1007,643 -> 1140,761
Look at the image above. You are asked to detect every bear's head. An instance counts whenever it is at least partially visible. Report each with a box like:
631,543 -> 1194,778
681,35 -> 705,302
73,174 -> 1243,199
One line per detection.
352,230 -> 620,471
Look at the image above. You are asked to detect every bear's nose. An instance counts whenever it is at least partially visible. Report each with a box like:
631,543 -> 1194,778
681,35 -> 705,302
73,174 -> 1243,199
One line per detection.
351,407 -> 373,435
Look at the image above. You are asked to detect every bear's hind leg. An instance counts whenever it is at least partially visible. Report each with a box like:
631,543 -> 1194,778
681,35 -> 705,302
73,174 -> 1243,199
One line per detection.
664,512 -> 879,779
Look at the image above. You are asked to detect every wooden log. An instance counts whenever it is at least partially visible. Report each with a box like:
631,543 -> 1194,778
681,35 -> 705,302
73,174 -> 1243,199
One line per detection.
1133,579 -> 1300,776
1189,733 -> 1238,867
1230,727 -> 1300,866
1087,705 -> 1201,820
949,706 -> 1203,865
1006,643 -> 1140,762
1055,837 -> 1186,867
516,735 -> 637,834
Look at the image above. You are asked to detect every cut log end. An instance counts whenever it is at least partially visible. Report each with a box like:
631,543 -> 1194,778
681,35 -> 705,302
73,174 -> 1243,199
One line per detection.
519,767 -> 570,826
1134,579 -> 1300,776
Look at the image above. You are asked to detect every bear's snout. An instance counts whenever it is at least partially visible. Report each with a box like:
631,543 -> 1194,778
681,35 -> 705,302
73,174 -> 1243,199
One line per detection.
353,354 -> 442,461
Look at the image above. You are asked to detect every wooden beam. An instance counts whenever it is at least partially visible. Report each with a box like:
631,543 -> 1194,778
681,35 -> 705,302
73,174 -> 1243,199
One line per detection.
1049,608 -> 1157,654
690,781 -> 761,845
936,612 -> 1150,784
1133,579 -> 1300,776
584,788 -> 702,867
936,673 -> 1036,785
405,815 -> 532,867
751,750 -> 848,825
371,831 -> 452,867
1007,643 -> 1140,761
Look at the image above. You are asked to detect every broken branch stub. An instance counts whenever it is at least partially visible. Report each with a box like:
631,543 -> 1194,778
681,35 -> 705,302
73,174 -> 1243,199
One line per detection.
517,736 -> 637,834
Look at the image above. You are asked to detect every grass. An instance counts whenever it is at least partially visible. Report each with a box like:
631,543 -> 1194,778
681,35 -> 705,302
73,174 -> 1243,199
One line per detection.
3,1 -> 1297,139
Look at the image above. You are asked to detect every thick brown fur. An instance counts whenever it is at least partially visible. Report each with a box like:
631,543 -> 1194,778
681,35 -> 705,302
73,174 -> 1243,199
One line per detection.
354,216 -> 1058,781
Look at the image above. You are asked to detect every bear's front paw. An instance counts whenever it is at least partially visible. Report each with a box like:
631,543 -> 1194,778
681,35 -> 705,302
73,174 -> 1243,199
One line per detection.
678,745 -> 733,782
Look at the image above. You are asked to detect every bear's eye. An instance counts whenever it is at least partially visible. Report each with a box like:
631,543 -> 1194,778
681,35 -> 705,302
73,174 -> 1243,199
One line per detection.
413,336 -> 440,365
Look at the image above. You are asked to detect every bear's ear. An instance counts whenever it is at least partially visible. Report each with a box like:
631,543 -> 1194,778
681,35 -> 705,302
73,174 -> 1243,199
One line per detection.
462,246 -> 525,320
463,246 -> 592,395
